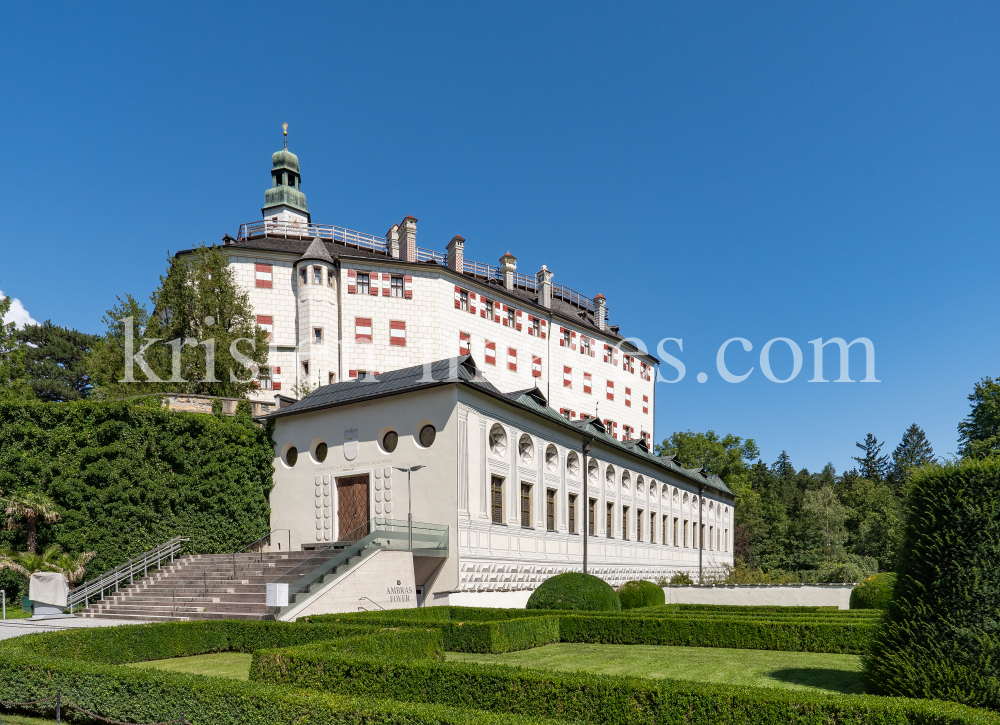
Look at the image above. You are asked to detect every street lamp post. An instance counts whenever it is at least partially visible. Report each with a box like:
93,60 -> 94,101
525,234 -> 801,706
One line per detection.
394,465 -> 425,552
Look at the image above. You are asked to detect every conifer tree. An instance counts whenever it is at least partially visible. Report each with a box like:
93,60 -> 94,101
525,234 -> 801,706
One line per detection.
957,376 -> 1000,459
17,321 -> 100,401
0,284 -> 32,402
852,433 -> 890,483
890,423 -> 935,492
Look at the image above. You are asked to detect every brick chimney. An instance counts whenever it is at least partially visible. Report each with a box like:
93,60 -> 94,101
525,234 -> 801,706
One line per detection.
536,265 -> 553,309
446,235 -> 465,272
594,293 -> 607,332
500,251 -> 517,289
399,216 -> 418,262
387,224 -> 401,259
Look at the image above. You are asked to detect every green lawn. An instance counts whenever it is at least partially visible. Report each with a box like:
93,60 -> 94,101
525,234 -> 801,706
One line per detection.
0,715 -> 59,725
128,652 -> 253,680
448,643 -> 864,694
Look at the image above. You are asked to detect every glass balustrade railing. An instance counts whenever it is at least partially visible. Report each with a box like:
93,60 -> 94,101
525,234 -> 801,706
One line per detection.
267,517 -> 448,618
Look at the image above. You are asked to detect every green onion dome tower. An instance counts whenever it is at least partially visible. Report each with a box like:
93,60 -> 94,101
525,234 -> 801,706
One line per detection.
262,123 -> 310,226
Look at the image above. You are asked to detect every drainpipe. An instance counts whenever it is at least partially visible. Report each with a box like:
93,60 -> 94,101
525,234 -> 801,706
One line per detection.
582,439 -> 592,575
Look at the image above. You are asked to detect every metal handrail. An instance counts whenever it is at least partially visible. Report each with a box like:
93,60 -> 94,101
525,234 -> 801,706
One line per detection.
171,529 -> 290,614
512,270 -> 538,291
463,259 -> 502,281
68,537 -> 189,612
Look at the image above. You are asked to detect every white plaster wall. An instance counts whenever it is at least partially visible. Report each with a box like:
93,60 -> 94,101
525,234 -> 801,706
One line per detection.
285,550 -> 417,620
433,589 -> 533,609
664,584 -> 855,610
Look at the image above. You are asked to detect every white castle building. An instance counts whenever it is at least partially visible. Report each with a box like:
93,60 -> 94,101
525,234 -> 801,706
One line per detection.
180,138 -> 734,612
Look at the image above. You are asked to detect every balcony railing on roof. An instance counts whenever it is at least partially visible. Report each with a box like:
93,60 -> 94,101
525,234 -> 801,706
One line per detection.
416,247 -> 447,264
238,220 -> 389,254
512,271 -> 537,292
463,259 -> 502,282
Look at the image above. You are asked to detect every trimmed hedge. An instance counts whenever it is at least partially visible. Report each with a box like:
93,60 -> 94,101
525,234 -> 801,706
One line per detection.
527,572 -> 621,611
558,614 -> 873,653
864,459 -> 1000,710
851,572 -> 896,610
617,580 -> 665,609
251,644 -> 1000,725
301,614 -> 558,653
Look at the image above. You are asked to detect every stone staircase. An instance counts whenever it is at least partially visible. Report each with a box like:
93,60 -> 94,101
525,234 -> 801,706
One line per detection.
77,550 -> 340,622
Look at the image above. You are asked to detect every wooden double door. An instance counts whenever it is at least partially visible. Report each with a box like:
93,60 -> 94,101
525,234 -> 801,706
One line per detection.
336,474 -> 370,541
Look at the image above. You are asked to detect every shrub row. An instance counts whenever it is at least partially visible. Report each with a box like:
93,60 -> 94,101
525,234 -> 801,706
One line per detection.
0,641 -> 547,725
1,618 -> 423,664
306,609 -> 875,654
557,614 -> 873,654
250,644 -> 999,725
302,614 -> 559,653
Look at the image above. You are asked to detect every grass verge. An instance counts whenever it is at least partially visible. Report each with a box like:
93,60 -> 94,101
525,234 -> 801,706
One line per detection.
128,652 -> 253,680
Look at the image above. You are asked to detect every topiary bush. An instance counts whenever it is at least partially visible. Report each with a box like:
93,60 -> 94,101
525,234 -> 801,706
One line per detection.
617,580 -> 666,609
851,573 -> 896,610
526,572 -> 621,612
863,459 -> 1000,710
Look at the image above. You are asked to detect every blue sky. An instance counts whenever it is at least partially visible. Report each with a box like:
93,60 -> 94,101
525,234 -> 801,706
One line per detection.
2,2 -> 998,473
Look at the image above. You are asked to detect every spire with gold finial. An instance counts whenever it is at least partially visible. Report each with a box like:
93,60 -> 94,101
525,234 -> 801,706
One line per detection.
283,121 -> 288,149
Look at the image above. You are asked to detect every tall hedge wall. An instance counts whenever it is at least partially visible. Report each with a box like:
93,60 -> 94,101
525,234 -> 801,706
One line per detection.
0,398 -> 274,580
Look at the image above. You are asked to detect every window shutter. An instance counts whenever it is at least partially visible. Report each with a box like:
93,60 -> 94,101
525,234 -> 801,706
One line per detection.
347,269 -> 357,294
515,310 -> 522,331
369,274 -> 378,295
390,320 -> 406,347
502,304 -> 509,326
563,366 -> 572,388
382,272 -> 391,296
589,337 -> 595,357
454,285 -> 461,308
494,301 -> 501,322
532,355 -> 542,378
584,372 -> 592,394
508,347 -> 517,371
273,366 -> 281,390
570,331 -> 577,351
560,327 -> 566,346
254,263 -> 273,289
625,387 -> 632,407
404,275 -> 413,299
256,315 -> 274,341
355,317 -> 373,343
470,292 -> 477,315
603,343 -> 609,362
460,331 -> 471,356
607,380 -> 614,401
349,369 -> 357,379
485,340 -> 496,365
643,394 -> 648,414
527,314 -> 534,335
540,320 -> 547,339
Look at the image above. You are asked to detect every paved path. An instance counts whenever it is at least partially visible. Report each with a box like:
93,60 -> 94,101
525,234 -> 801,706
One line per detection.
0,616 -> 150,641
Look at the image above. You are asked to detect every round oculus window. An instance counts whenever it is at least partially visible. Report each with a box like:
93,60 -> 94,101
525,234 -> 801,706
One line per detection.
419,424 -> 436,448
383,430 -> 399,453
285,446 -> 298,467
314,442 -> 328,463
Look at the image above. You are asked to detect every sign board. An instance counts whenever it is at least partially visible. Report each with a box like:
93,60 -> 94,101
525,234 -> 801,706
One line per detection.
266,582 -> 289,608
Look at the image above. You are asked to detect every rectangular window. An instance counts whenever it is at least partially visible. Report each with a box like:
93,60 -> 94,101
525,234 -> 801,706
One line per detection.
674,517 -> 679,547
355,317 -> 372,343
637,509 -> 644,542
301,361 -> 309,376
606,503 -> 614,538
328,268 -> 335,288
581,337 -> 591,356
663,515 -> 668,546
508,347 -> 517,372
459,289 -> 469,311
507,307 -> 515,327
622,506 -> 629,540
583,372 -> 592,394
563,366 -> 572,388
313,327 -> 323,345
254,263 -> 273,289
531,317 -> 540,336
684,520 -> 689,548
724,528 -> 729,552
460,331 -> 471,356
589,498 -> 596,536
485,340 -> 496,365
299,268 -> 308,286
546,489 -> 556,532
701,523 -> 706,549
257,365 -> 279,390
651,511 -> 656,543
357,273 -> 370,295
256,314 -> 273,341
491,476 -> 504,524
484,298 -> 494,321
328,372 -> 336,385
710,525 -> 715,551
521,483 -> 532,528
568,494 -> 577,534
390,320 -> 406,347
313,267 -> 322,285
562,329 -> 571,347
